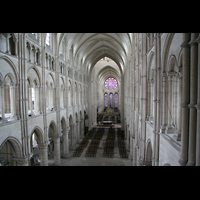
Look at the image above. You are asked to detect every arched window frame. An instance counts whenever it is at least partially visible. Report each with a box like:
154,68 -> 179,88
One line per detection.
46,33 -> 50,46
114,93 -> 118,107
104,93 -> 108,107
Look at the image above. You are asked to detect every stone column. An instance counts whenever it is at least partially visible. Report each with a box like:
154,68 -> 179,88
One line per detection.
0,83 -> 5,120
150,80 -> 154,119
161,72 -> 168,132
41,34 -> 48,147
10,84 -> 17,119
53,133 -> 61,166
38,143 -> 48,166
174,73 -> 182,141
166,71 -> 176,133
195,34 -> 200,166
140,33 -> 147,164
128,130 -> 130,152
19,33 -> 29,157
34,48 -> 37,64
125,123 -> 128,140
80,117 -> 85,139
147,80 -> 151,118
71,123 -> 76,149
152,68 -> 157,166
155,33 -> 161,166
88,77 -> 92,130
179,33 -> 191,166
132,138 -> 137,166
120,76 -> 125,131
136,146 -> 141,166
129,135 -> 133,160
62,127 -> 70,158
187,33 -> 198,166
134,113 -> 139,148
77,120 -> 81,143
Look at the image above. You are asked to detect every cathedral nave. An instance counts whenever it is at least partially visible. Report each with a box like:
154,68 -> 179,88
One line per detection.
0,33 -> 199,166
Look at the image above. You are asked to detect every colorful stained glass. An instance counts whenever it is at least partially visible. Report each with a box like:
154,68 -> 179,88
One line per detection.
105,93 -> 108,107
115,93 -> 118,107
105,78 -> 118,91
110,93 -> 113,107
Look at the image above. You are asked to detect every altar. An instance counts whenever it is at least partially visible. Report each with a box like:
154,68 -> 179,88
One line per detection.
103,121 -> 112,124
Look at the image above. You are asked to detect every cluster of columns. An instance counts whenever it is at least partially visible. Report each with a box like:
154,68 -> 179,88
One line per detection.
45,53 -> 54,70
69,120 -> 85,150
36,126 -> 71,166
4,33 -> 18,56
0,81 -> 17,121
128,33 -> 200,166
179,33 -> 200,166
126,33 -> 162,166
26,42 -> 41,65
9,33 -> 87,166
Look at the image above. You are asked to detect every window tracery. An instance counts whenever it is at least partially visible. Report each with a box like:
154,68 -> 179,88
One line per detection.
105,78 -> 118,91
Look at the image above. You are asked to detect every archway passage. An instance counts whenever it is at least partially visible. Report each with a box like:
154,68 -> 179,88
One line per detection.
146,141 -> 153,166
48,121 -> 61,166
0,137 -> 22,166
30,127 -> 44,166
89,56 -> 122,129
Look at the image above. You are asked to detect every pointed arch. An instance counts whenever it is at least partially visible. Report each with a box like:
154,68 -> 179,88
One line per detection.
0,136 -> 22,158
3,73 -> 15,85
0,72 -> 3,83
0,55 -> 19,84
161,33 -> 175,72
27,66 -> 42,87
148,51 -> 155,79
167,54 -> 178,72
145,140 -> 153,165
30,126 -> 44,144
49,120 -> 57,134
61,116 -> 67,132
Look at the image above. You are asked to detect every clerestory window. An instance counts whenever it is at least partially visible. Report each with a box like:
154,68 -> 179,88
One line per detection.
46,33 -> 50,46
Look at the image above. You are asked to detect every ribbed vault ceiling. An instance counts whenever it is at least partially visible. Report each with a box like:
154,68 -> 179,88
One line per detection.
58,33 -> 133,75
98,66 -> 120,84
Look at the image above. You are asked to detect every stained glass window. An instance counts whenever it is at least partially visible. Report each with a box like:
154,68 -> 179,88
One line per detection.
105,78 -> 118,91
105,93 -> 108,107
115,93 -> 118,107
110,93 -> 113,107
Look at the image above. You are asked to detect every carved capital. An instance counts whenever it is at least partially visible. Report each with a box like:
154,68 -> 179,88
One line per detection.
195,104 -> 200,110
180,41 -> 190,48
196,36 -> 200,43
189,39 -> 198,47
177,72 -> 183,79
181,103 -> 189,108
178,159 -> 187,166
38,143 -> 48,149
188,103 -> 196,109
162,72 -> 168,80
167,71 -> 176,79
